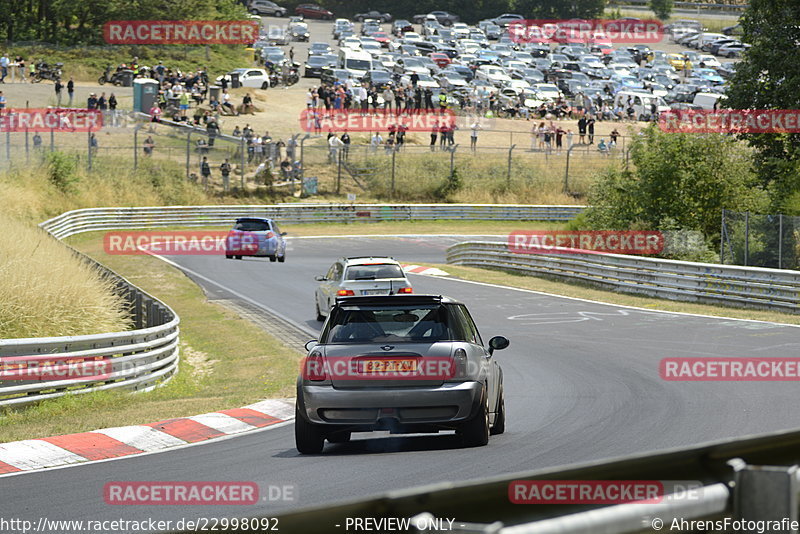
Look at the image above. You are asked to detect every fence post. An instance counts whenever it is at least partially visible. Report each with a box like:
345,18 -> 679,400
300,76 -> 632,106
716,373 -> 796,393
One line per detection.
336,149 -> 342,194
25,129 -> 29,163
507,144 -> 516,187
564,145 -> 573,192
133,126 -> 139,171
744,211 -> 750,266
87,131 -> 92,171
185,130 -> 192,179
391,148 -> 396,199
240,136 -> 246,191
50,128 -> 54,153
720,209 -> 726,264
778,213 -> 783,269
5,130 -> 9,161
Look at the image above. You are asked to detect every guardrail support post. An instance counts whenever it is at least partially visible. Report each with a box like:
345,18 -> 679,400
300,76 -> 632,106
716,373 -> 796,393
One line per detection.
134,126 -> 139,171
735,465 -> 799,529
778,214 -> 783,269
185,131 -> 193,180
391,148 -> 396,199
745,211 -> 750,266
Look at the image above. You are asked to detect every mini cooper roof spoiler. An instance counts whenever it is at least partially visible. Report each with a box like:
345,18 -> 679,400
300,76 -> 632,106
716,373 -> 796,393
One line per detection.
334,294 -> 447,306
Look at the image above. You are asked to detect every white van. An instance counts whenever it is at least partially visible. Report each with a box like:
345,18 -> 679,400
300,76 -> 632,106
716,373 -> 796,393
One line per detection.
615,90 -> 670,120
693,92 -> 726,111
338,49 -> 373,79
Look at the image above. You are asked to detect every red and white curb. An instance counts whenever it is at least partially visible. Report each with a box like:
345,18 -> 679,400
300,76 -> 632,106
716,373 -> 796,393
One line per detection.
0,399 -> 294,475
400,264 -> 450,277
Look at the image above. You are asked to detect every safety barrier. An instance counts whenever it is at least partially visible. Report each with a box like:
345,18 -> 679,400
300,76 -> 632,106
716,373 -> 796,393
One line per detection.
41,204 -> 586,240
257,427 -> 800,534
447,241 -> 800,313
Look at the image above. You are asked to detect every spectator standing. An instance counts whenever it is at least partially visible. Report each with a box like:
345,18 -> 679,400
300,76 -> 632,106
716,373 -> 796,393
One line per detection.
87,92 -> 98,110
370,131 -> 383,152
610,128 -> 619,147
108,93 -> 117,126
0,54 -> 8,83
340,131 -> 350,160
566,129 -> 574,151
470,121 -> 481,152
382,87 -> 394,112
200,156 -> 211,186
55,79 -> 63,106
33,132 -> 42,150
220,159 -> 232,191
329,134 -> 344,162
67,77 -> 74,106
577,116 -> 587,144
144,136 -> 155,156
179,91 -> 189,117
89,133 -> 98,155
587,115 -> 596,144
555,127 -> 564,154
97,92 -> 107,112
430,123 -> 438,151
0,91 -> 6,110
15,56 -> 25,82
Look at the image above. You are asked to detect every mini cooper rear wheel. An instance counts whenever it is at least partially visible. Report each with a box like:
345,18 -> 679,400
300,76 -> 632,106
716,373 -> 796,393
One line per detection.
295,405 -> 325,454
460,389 -> 490,447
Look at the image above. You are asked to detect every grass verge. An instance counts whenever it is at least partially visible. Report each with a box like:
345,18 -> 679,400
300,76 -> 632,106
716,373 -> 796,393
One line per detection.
437,264 -> 800,325
0,230 -> 301,443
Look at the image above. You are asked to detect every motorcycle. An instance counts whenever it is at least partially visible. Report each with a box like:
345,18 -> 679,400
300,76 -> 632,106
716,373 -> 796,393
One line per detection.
99,66 -> 137,86
32,62 -> 63,83
268,62 -> 300,87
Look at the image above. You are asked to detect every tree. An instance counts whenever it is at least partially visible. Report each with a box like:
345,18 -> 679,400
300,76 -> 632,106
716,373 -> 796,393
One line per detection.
724,0 -> 800,215
583,127 -> 767,243
649,0 -> 674,20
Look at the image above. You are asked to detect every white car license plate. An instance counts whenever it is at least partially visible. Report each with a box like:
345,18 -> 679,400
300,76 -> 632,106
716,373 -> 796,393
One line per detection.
361,289 -> 387,295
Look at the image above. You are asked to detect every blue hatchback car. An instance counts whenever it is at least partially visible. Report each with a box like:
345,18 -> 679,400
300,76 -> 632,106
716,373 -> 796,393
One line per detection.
225,217 -> 287,262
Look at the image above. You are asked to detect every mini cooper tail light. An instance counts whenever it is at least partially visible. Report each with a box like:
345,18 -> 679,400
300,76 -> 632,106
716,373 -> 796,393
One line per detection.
398,287 -> 413,294
304,352 -> 328,381
452,348 -> 468,379
265,231 -> 275,239
337,289 -> 355,296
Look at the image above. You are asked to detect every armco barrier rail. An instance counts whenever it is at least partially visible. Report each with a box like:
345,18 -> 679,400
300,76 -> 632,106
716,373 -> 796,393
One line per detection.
447,241 -> 800,313
192,427 -> 800,534
40,204 -> 586,240
5,204 -> 579,407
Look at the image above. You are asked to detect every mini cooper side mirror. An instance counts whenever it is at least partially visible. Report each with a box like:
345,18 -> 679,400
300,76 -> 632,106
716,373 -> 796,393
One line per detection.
488,335 -> 510,355
304,340 -> 318,352
314,275 -> 326,281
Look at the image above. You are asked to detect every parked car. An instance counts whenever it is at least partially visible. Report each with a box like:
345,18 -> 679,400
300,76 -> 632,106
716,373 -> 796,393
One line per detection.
413,11 -> 459,26
493,13 -> 525,28
295,3 -> 333,19
314,257 -> 412,319
225,218 -> 287,262
296,294 -> 509,453
392,20 -> 414,36
289,21 -> 310,41
248,0 -> 286,17
304,55 -> 329,77
216,68 -> 271,89
355,10 -> 392,22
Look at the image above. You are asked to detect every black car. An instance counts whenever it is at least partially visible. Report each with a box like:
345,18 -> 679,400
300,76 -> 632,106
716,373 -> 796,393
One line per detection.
413,11 -> 459,26
362,69 -> 394,89
355,10 -> 392,22
320,68 -> 353,85
304,55 -> 329,78
392,20 -> 413,36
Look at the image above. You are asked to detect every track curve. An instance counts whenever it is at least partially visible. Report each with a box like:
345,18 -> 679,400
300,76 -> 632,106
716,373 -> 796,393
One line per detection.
3,236 -> 799,528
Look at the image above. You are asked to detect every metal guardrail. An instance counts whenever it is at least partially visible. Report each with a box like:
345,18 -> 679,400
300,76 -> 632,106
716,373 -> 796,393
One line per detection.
447,241 -> 800,313
0,236 -> 180,408
40,204 -> 586,240
611,0 -> 748,11
220,427 -> 800,534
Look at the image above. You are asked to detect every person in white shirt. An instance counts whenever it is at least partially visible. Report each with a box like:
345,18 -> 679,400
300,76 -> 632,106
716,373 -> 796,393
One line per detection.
370,132 -> 383,152
328,133 -> 344,162
470,122 -> 481,152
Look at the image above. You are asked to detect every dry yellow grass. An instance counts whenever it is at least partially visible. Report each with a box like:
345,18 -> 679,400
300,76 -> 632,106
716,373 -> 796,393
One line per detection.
0,214 -> 131,338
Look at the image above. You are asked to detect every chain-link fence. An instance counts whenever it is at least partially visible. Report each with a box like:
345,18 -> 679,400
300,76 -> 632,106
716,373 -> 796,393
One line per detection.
721,210 -> 800,270
300,140 -> 627,201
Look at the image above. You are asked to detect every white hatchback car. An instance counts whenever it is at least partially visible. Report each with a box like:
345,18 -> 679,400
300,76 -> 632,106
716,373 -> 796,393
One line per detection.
314,257 -> 412,321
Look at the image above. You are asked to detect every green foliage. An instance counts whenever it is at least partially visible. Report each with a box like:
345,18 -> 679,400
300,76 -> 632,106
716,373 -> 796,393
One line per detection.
1,0 -> 247,45
724,0 -> 800,215
649,0 -> 674,20
433,167 -> 463,201
46,151 -> 79,193
512,0 -> 606,18
583,127 -> 768,243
